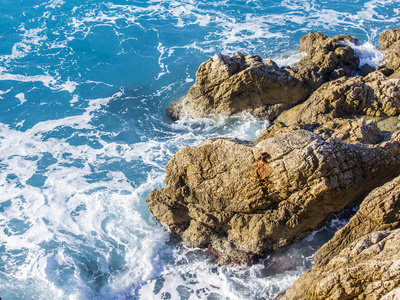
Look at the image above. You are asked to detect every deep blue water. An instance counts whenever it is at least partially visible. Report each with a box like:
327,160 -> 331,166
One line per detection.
0,0 -> 398,299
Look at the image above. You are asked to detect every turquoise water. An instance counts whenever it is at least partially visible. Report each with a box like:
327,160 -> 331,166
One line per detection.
0,0 -> 398,299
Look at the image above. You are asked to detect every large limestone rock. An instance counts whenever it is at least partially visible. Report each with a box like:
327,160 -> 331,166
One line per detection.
150,29 -> 400,296
147,129 -> 400,264
167,33 -> 360,121
280,174 -> 400,300
256,118 -> 383,145
277,71 -> 400,126
315,174 -> 400,266
280,229 -> 400,300
168,53 -> 311,121
292,32 -> 360,89
312,118 -> 383,144
380,28 -> 400,74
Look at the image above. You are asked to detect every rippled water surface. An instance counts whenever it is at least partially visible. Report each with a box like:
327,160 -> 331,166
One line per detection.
0,0 -> 399,299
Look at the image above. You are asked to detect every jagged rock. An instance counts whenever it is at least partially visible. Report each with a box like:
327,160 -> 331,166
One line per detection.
147,129 -> 400,264
279,174 -> 400,299
277,71 -> 400,126
313,118 -> 383,144
379,28 -> 400,50
315,174 -> 400,266
256,118 -> 383,145
292,33 -> 360,89
167,53 -> 311,121
382,42 -> 400,73
380,28 -> 400,73
167,33 -> 360,121
281,228 -> 400,300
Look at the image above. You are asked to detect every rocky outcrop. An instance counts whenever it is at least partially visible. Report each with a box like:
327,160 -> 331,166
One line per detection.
280,174 -> 400,300
167,33 -> 360,121
291,32 -> 360,89
147,129 -> 400,264
267,28 -> 400,299
256,118 -> 383,145
315,174 -> 400,266
380,28 -> 400,74
280,229 -> 400,300
167,53 -> 311,121
150,28 -> 400,297
313,118 -> 383,144
276,71 -> 400,126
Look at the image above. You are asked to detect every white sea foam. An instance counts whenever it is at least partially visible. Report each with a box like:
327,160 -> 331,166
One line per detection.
60,78 -> 78,94
170,3 -> 212,28
281,0 -> 315,11
171,113 -> 270,143
45,0 -> 65,9
343,40 -> 384,68
0,92 -> 170,298
156,42 -> 173,80
137,218 -> 327,300
0,71 -> 79,95
15,93 -> 27,104
214,14 -> 285,53
69,95 -> 79,105
0,84 -> 272,299
0,27 -> 47,65
73,1 -> 286,55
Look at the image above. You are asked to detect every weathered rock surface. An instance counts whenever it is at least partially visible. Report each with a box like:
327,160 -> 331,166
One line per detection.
315,174 -> 400,266
281,175 -> 400,299
147,129 -> 400,264
280,228 -> 400,300
379,28 -> 400,51
267,28 -> 400,299
150,29 -> 400,297
380,28 -> 400,73
168,53 -> 311,121
167,32 -> 360,121
292,32 -> 360,89
276,71 -> 400,126
313,118 -> 383,144
256,118 -> 383,145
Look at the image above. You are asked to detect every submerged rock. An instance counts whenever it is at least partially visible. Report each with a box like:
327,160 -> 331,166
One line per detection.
281,175 -> 400,300
147,129 -> 400,264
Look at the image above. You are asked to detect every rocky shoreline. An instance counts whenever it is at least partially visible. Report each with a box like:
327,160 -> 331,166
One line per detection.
147,28 -> 400,299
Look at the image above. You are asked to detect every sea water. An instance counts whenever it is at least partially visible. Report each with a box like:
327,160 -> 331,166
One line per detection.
0,0 -> 398,299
